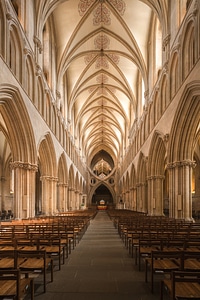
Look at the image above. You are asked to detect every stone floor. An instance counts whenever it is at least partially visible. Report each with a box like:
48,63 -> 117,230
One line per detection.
32,211 -> 166,300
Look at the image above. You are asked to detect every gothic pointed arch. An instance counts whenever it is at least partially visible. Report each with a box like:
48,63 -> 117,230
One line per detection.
147,131 -> 167,215
0,0 -> 6,57
124,171 -> 131,209
0,85 -> 37,163
129,163 -> 137,210
38,133 -> 57,177
58,152 -> 68,184
37,133 -> 57,215
75,171 -> 80,192
136,152 -> 147,212
68,164 -> 75,190
0,85 -> 37,218
137,152 -> 147,184
88,181 -> 115,206
168,81 -> 200,162
167,81 -> 200,219
57,153 -> 69,212
148,131 -> 166,176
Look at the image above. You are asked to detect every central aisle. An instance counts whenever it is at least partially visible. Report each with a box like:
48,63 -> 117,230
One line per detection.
35,211 -> 160,300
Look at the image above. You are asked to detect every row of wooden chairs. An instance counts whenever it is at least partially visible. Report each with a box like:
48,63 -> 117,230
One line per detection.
108,209 -> 200,300
145,250 -> 200,293
0,210 -> 96,299
0,268 -> 34,300
161,271 -> 200,300
0,249 -> 53,294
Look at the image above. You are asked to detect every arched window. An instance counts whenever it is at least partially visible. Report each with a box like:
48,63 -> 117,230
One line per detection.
9,25 -> 22,83
155,19 -> 162,76
170,52 -> 178,98
182,21 -> 195,80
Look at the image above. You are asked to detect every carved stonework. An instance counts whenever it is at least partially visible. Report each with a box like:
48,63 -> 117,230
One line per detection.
93,3 -> 111,26
107,53 -> 120,64
167,160 -> 196,169
56,90 -> 61,99
164,133 -> 169,143
85,34 -> 119,68
96,74 -> 108,83
88,86 -> 97,93
94,34 -> 110,50
163,61 -> 169,73
57,183 -> 68,188
147,175 -> 165,181
96,55 -> 109,68
192,1 -> 198,16
78,0 -> 95,16
85,52 -> 120,69
23,47 -> 30,55
162,34 -> 170,51
35,64 -> 42,76
10,162 -> 38,171
40,175 -> 58,182
110,0 -> 126,14
33,35 -> 43,53
84,53 -> 96,65
97,86 -> 107,95
78,0 -> 126,25
6,13 -> 13,20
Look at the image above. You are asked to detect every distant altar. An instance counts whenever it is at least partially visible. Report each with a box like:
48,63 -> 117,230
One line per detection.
97,199 -> 107,210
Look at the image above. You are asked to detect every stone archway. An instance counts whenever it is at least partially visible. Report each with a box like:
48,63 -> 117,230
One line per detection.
92,184 -> 113,205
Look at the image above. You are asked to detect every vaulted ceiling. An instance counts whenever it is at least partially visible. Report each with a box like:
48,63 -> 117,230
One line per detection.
43,0 -> 164,166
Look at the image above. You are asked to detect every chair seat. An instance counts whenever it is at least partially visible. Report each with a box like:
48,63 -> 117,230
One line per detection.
19,257 -> 51,269
184,259 -> 200,270
153,259 -> 180,271
0,258 -> 14,269
163,278 -> 200,298
0,278 -> 31,296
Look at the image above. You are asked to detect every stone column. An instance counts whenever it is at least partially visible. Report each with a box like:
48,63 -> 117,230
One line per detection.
167,160 -> 196,220
10,161 -> 38,219
63,183 -> 68,211
132,187 -> 137,211
40,175 -> 58,215
126,191 -> 130,209
68,187 -> 74,210
57,183 -> 63,212
0,176 -> 6,211
75,190 -> 79,210
136,183 -> 141,211
129,187 -> 134,210
57,182 -> 68,212
122,192 -> 126,208
147,175 -> 165,216
136,182 -> 147,213
79,192 -> 83,210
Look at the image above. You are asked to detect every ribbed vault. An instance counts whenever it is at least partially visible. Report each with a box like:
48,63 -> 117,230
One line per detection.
36,0 -> 165,167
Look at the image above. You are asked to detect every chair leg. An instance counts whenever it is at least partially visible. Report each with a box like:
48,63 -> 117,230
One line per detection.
30,278 -> 34,300
145,260 -> 148,282
160,280 -> 164,300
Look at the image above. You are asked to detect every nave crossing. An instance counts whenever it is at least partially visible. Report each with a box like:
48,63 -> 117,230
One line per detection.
34,211 -> 160,300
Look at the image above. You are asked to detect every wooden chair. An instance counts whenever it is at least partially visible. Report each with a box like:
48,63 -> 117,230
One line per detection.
17,249 -> 53,293
145,250 -> 181,293
138,238 -> 162,271
0,237 -> 15,250
0,269 -> 34,300
14,237 -> 38,251
160,271 -> 200,300
36,237 -> 65,270
182,250 -> 200,271
0,249 -> 17,269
